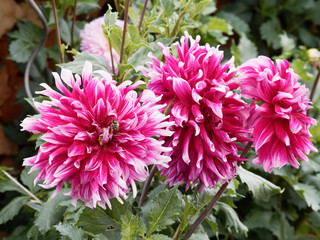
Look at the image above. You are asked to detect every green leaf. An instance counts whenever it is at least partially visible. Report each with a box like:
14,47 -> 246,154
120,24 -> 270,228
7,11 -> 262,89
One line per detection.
185,0 -> 210,19
8,40 -> 33,63
260,19 -> 281,49
275,33 -> 295,60
294,183 -> 320,211
207,17 -> 232,34
128,7 -> 140,26
148,234 -> 172,240
109,27 -> 125,55
0,173 -> 26,195
217,11 -> 249,34
55,222 -> 84,240
144,187 -> 181,236
214,202 -> 248,235
0,196 -> 29,224
59,19 -> 71,44
292,59 -> 314,82
237,167 -> 283,202
76,0 -> 100,15
103,5 -> 118,35
237,34 -> 258,63
128,25 -> 140,44
58,52 -> 110,75
35,191 -> 70,233
20,166 -> 41,193
189,233 -> 210,240
78,207 -> 120,235
120,212 -> 146,240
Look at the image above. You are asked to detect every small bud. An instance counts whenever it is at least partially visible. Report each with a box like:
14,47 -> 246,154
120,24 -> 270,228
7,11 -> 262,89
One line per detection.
307,48 -> 320,67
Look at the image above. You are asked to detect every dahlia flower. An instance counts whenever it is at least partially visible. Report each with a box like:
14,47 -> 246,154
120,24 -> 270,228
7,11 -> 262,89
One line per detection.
237,56 -> 317,172
80,17 -> 124,74
141,32 -> 251,191
21,61 -> 172,209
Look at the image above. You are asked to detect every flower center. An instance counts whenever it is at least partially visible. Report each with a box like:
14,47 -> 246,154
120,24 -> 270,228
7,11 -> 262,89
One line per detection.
98,120 -> 119,146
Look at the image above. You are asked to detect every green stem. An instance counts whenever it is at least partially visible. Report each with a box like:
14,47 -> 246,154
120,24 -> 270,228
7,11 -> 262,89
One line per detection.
182,141 -> 253,239
107,36 -> 117,82
1,169 -> 43,205
170,0 -> 192,39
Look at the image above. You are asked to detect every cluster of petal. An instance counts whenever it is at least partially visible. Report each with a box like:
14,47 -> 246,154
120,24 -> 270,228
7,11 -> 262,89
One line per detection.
237,56 -> 317,172
142,32 -> 251,191
80,17 -> 123,74
21,61 -> 172,209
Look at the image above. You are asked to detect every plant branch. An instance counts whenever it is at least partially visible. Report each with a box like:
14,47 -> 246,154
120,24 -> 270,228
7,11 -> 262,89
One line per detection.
71,0 -> 78,47
107,36 -> 117,81
309,67 -> 320,103
170,0 -> 192,39
138,0 -> 149,32
1,169 -> 43,205
120,0 -> 130,64
182,141 -> 253,239
52,0 -> 64,63
138,165 -> 157,207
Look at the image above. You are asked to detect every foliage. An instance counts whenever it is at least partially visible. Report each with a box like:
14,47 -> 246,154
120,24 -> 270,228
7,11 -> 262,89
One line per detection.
2,0 -> 320,240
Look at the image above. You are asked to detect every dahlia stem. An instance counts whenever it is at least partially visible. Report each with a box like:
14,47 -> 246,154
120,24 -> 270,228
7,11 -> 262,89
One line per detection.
107,36 -> 117,81
309,67 -> 320,103
120,0 -> 130,64
182,141 -> 253,239
71,0 -> 78,47
1,169 -> 43,206
138,0 -> 148,32
138,165 -> 157,207
52,0 -> 64,63
170,0 -> 192,39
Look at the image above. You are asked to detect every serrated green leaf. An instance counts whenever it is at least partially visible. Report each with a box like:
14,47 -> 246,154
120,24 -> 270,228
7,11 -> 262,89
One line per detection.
8,40 -> 33,63
292,59 -> 314,82
148,234 -> 172,240
103,5 -> 118,35
189,232 -> 210,240
238,167 -> 282,202
128,25 -> 140,44
144,188 -> 181,236
55,222 -> 83,240
217,11 -> 249,34
120,212 -> 146,240
20,166 -> 41,193
185,0 -> 210,19
207,17 -> 232,34
238,34 -> 258,63
58,52 -> 110,75
78,207 -> 120,235
0,174 -> 26,195
214,202 -> 248,235
260,19 -> 281,49
275,33 -> 295,60
0,196 -> 29,224
35,191 -> 70,233
294,183 -> 320,211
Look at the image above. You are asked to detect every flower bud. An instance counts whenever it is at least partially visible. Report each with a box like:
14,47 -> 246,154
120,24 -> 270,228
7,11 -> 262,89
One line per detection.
307,48 -> 320,67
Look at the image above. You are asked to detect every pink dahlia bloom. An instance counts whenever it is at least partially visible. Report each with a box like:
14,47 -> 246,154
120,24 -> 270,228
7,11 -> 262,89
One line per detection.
21,61 -> 172,209
80,17 -> 124,74
237,56 -> 317,172
141,32 -> 251,191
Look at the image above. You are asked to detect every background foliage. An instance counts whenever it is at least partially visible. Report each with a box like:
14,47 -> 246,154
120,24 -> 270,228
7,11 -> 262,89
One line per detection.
1,0 -> 320,239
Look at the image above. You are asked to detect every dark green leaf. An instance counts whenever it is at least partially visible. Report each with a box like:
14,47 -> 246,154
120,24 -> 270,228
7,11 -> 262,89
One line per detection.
78,207 -> 120,235
144,187 -> 181,236
55,222 -> 84,240
238,167 -> 283,202
217,11 -> 249,34
148,234 -> 172,240
275,33 -> 295,60
20,166 -> 41,193
120,212 -> 146,240
237,34 -> 258,63
214,202 -> 248,235
35,191 -> 70,233
0,196 -> 29,224
59,19 -> 71,44
294,183 -> 320,211
259,19 -> 281,49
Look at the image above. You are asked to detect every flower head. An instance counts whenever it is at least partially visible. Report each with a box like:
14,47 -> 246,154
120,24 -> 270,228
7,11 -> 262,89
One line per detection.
80,17 -> 123,74
142,32 -> 251,191
21,61 -> 172,209
237,56 -> 317,172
